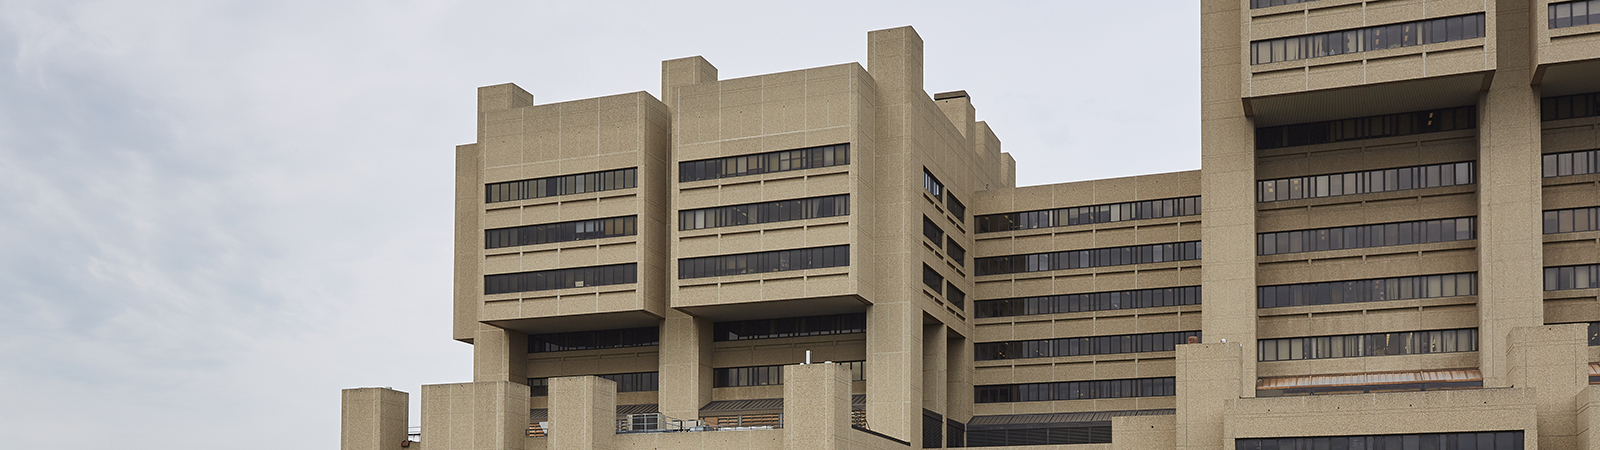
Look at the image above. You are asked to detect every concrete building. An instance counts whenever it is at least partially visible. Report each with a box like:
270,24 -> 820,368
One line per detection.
342,2 -> 1600,447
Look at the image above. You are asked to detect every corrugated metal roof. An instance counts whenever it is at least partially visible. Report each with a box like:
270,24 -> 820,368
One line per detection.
967,409 -> 1175,428
529,403 -> 659,421
699,398 -> 785,413
1256,368 -> 1481,390
697,395 -> 867,414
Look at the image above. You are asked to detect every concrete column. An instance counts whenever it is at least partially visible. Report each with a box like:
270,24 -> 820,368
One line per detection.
1175,342 -> 1243,450
1198,0 -> 1257,399
549,376 -> 617,450
453,143 -> 482,343
341,387 -> 409,450
1506,324 -> 1590,448
784,363 -> 853,450
945,330 -> 973,433
1576,385 -> 1600,449
474,326 -> 528,383
421,381 -> 530,450
659,310 -> 712,419
865,24 -> 929,446
660,56 -> 717,112
1478,0 -> 1546,388
922,324 -> 948,448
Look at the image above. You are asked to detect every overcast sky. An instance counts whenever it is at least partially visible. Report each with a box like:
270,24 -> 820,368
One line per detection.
0,1 -> 1197,448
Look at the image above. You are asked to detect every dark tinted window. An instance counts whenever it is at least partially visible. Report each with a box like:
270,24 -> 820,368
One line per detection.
485,263 -> 637,295
975,331 -> 1201,360
1258,273 -> 1476,308
1251,14 -> 1485,65
1258,161 -> 1475,202
1255,106 -> 1476,150
1550,0 -> 1600,29
486,167 -> 637,203
713,313 -> 866,341
1257,217 -> 1475,255
486,216 -> 636,249
1258,328 -> 1477,361
1542,92 -> 1600,121
1237,431 -> 1523,450
1544,264 -> 1600,291
975,377 -> 1175,403
677,245 -> 849,279
976,196 -> 1199,233
679,144 -> 849,182
528,327 -> 659,353
975,241 -> 1200,276
1542,149 -> 1600,177
976,286 -> 1201,318
679,194 -> 849,230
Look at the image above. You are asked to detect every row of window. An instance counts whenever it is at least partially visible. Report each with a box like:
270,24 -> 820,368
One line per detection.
527,327 -> 659,353
975,241 -> 1202,276
1258,328 -> 1478,362
1543,149 -> 1599,178
679,194 -> 848,231
1546,264 -> 1599,291
975,286 -> 1202,319
974,331 -> 1202,361
924,264 -> 945,292
1236,431 -> 1524,450
712,361 -> 866,388
975,196 -> 1201,233
1256,106 -> 1476,150
679,143 -> 849,182
975,377 -> 1176,403
486,168 -> 637,204
1258,273 -> 1477,309
1251,0 -> 1317,8
1257,161 -> 1475,203
1257,217 -> 1476,256
484,263 -> 637,295
1543,91 -> 1600,122
1551,0 -> 1600,29
711,313 -> 865,342
1259,380 -> 1482,397
1545,206 -> 1599,234
485,216 -> 636,249
966,425 -> 1111,447
1251,14 -> 1485,65
677,245 -> 849,279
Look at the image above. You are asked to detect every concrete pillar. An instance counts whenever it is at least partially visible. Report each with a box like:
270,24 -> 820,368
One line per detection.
945,330 -> 973,442
784,363 -> 853,450
1576,385 -> 1600,449
1478,0 -> 1546,388
660,56 -> 717,112
922,324 -> 948,448
453,143 -> 482,343
474,326 -> 527,383
865,24 -> 929,446
1198,0 -> 1258,399
549,376 -> 617,450
659,310 -> 712,419
1175,342 -> 1243,450
341,387 -> 410,450
1507,324 -> 1590,448
421,381 -> 530,450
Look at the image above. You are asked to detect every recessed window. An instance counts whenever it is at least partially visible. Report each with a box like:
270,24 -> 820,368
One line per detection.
1542,92 -> 1600,121
1257,217 -> 1475,256
712,313 -> 865,341
679,195 -> 848,230
1237,431 -> 1523,450
679,144 -> 849,182
527,327 -> 659,353
677,245 -> 849,279
1258,328 -> 1477,361
486,216 -> 636,249
976,196 -> 1199,233
1544,264 -> 1600,291
486,167 -> 637,203
1250,14 -> 1485,65
1257,161 -> 1475,202
1258,273 -> 1476,308
1550,0 -> 1600,29
976,286 -> 1201,318
975,241 -> 1201,276
975,331 -> 1201,361
1542,149 -> 1600,177
485,263 -> 637,295
1255,106 -> 1476,150
975,377 -> 1175,403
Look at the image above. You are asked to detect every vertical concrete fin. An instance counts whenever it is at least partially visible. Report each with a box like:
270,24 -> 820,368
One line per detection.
660,310 -> 713,419
867,26 -> 924,98
453,143 -> 481,343
550,376 -> 617,450
473,326 -> 528,383
1198,0 -> 1257,399
784,363 -> 852,450
661,56 -> 718,111
341,388 -> 410,450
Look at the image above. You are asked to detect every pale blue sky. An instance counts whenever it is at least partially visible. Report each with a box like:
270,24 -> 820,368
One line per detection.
0,1 -> 1198,448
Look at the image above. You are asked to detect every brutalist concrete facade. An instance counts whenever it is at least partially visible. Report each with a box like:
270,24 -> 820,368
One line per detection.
343,4 -> 1600,447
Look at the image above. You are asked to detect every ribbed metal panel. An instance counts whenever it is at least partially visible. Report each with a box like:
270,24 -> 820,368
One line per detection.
1255,368 -> 1481,390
